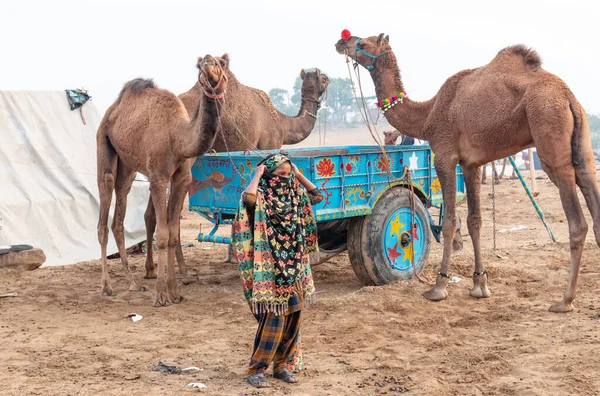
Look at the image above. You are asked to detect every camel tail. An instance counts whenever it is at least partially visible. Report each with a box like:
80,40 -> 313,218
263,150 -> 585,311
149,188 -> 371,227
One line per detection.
569,102 -> 588,168
116,78 -> 157,103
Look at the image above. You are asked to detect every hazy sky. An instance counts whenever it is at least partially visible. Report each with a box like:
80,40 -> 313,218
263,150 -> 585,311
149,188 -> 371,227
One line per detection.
2,0 -> 599,115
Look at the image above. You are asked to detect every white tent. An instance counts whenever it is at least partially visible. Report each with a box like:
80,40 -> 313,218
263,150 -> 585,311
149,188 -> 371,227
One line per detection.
0,91 -> 149,266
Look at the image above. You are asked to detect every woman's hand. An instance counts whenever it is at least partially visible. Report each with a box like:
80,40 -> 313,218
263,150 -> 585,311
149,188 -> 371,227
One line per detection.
291,163 -> 299,174
254,165 -> 267,176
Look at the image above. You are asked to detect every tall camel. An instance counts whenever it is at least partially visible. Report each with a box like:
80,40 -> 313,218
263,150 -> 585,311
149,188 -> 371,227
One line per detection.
96,54 -> 228,306
143,67 -> 330,271
335,33 -> 600,313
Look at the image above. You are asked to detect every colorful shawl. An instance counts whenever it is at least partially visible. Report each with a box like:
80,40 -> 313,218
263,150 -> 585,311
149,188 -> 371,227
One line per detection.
232,154 -> 318,316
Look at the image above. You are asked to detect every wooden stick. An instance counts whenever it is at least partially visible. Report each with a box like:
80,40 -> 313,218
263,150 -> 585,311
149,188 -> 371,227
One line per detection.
528,148 -> 537,196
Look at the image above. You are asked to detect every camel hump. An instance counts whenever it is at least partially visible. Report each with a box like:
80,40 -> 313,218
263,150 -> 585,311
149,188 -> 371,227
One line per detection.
497,45 -> 542,70
124,78 -> 157,93
117,78 -> 157,102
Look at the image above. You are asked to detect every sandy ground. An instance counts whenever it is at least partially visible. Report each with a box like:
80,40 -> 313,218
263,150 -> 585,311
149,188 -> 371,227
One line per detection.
2,137 -> 600,395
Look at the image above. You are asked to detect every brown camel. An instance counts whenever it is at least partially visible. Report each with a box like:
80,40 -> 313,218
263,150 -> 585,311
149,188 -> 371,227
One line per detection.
96,54 -> 228,306
335,33 -> 600,313
144,67 -> 330,269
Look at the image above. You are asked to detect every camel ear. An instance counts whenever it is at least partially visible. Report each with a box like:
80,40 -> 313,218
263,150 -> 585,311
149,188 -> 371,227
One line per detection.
315,68 -> 321,79
384,35 -> 389,44
219,53 -> 230,69
196,56 -> 203,70
300,69 -> 306,80
376,33 -> 387,45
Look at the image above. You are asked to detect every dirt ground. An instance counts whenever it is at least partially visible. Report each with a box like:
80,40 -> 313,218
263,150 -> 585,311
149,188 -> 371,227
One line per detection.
2,159 -> 600,395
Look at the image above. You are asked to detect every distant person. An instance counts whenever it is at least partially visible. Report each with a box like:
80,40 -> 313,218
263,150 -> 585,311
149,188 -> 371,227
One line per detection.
383,130 -> 415,146
400,135 -> 415,145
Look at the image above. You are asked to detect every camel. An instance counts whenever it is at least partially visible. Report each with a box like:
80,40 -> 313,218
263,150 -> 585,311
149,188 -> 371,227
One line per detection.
335,33 -> 600,313
143,67 -> 330,269
96,54 -> 228,306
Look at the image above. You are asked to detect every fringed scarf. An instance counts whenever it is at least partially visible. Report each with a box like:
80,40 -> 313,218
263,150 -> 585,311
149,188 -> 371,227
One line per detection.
232,154 -> 318,316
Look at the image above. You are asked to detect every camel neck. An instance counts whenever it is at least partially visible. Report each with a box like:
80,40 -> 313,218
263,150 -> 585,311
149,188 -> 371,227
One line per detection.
181,94 -> 222,158
369,52 -> 433,141
281,93 -> 321,145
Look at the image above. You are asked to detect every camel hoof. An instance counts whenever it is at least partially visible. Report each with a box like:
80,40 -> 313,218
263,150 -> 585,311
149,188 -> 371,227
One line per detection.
182,276 -> 196,285
170,295 -> 184,304
153,292 -> 171,307
144,272 -> 157,280
102,288 -> 116,297
470,285 -> 491,298
423,287 -> 448,301
549,301 -> 574,313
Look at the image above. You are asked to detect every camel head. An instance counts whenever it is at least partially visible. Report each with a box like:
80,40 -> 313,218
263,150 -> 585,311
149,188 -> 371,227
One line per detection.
383,130 -> 402,145
299,68 -> 330,105
197,54 -> 229,99
335,32 -> 391,71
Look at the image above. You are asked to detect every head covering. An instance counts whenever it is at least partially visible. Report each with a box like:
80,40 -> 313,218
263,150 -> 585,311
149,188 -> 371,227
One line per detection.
232,154 -> 317,315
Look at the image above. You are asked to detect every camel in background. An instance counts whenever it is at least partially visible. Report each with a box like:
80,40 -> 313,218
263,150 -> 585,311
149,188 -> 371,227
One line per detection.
96,54 -> 228,306
144,66 -> 330,270
336,33 -> 600,313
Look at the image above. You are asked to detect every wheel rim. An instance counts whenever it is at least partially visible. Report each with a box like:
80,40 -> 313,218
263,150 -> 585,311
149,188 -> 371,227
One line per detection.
382,206 -> 426,273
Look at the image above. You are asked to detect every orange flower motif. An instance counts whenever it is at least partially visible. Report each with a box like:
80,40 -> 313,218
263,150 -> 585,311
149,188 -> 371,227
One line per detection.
377,155 -> 391,172
316,157 -> 336,177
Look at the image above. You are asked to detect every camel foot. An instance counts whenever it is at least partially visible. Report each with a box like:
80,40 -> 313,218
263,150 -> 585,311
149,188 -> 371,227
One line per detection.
470,272 -> 491,298
144,270 -> 157,279
423,286 -> 448,301
128,282 -> 146,292
101,286 -> 116,297
169,293 -> 184,304
153,292 -> 171,307
452,233 -> 463,252
182,275 -> 196,285
549,301 -> 574,313
423,273 -> 449,301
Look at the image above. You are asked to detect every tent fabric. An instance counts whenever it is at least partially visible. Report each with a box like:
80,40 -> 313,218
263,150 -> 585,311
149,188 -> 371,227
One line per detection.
0,91 -> 149,266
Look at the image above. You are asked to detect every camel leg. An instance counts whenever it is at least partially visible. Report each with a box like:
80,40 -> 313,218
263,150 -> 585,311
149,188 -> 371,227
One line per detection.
499,158 -> 508,179
150,180 -> 171,307
112,160 -> 145,292
224,238 -> 238,264
144,194 -> 193,283
481,163 -> 488,184
175,191 -> 196,285
144,196 -> 157,279
491,161 -> 500,184
423,156 -> 458,301
533,152 -> 586,313
97,135 -> 118,297
548,170 -> 586,313
462,165 -> 490,298
165,169 -> 192,303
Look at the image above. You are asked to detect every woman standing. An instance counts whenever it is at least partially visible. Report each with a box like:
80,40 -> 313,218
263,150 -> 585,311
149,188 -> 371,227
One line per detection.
232,153 -> 323,388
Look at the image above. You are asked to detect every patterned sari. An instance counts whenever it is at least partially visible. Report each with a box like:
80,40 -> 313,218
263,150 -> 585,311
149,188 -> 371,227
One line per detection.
232,154 -> 317,315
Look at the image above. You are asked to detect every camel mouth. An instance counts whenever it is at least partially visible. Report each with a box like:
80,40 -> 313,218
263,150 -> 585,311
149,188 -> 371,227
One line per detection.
335,40 -> 348,54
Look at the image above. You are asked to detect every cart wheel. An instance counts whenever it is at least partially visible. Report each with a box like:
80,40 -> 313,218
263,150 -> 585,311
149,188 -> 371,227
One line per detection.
348,186 -> 431,285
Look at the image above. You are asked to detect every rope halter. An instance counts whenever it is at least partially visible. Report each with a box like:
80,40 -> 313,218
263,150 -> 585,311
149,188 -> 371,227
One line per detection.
199,59 -> 227,100
353,37 -> 389,71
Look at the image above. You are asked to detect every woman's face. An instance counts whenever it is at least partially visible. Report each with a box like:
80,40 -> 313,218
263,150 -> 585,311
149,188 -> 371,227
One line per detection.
272,161 -> 292,178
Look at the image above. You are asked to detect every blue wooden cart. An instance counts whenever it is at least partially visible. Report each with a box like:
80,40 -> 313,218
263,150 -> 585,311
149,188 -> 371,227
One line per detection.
188,145 -> 465,286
